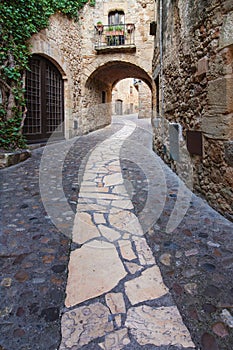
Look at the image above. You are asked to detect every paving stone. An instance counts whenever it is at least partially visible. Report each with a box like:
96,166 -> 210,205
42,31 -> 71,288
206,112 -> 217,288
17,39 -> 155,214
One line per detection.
104,173 -> 124,187
112,199 -> 134,210
184,283 -> 198,295
221,309 -> 233,328
1,278 -> 12,287
65,240 -> 127,307
99,328 -> 130,350
118,240 -> 137,260
159,253 -> 172,266
105,292 -> 126,313
98,225 -> 121,242
109,211 -> 143,236
212,322 -> 229,337
124,266 -> 169,305
72,211 -> 100,244
60,303 -> 113,349
134,237 -> 155,265
94,213 -> 106,224
14,271 -> 30,282
125,261 -> 143,274
201,332 -> 219,350
126,305 -> 195,347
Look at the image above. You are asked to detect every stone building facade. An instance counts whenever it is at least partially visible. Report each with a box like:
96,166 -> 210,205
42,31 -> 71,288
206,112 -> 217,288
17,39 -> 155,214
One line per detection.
112,79 -> 139,115
153,0 -> 233,219
25,0 -> 155,142
112,78 -> 152,116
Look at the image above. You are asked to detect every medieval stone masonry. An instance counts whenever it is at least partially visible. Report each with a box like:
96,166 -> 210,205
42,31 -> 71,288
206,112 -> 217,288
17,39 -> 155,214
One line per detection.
28,0 -> 155,139
26,0 -> 232,218
153,0 -> 233,219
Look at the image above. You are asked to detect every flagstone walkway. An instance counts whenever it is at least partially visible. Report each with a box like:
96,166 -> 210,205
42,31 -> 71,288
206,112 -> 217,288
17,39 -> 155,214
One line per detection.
59,119 -> 195,350
1,115 -> 233,350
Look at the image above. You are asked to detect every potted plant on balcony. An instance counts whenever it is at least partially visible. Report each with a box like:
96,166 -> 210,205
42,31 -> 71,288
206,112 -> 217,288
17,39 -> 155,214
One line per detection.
105,25 -> 125,45
96,21 -> 104,33
126,23 -> 135,33
105,25 -> 124,36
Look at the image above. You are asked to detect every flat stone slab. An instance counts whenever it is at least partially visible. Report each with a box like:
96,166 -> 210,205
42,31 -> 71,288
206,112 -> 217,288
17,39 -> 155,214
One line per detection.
134,236 -> 155,265
98,224 -> 121,242
104,173 -> 124,186
109,211 -> 143,236
72,212 -> 100,244
59,302 -> 113,349
118,239 -> 137,260
99,328 -> 130,350
124,265 -> 169,305
126,305 -> 195,348
105,292 -> 126,313
65,240 -> 127,307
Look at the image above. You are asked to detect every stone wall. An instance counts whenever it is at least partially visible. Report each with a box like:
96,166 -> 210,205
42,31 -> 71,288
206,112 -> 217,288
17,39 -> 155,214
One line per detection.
137,81 -> 152,118
153,0 -> 233,219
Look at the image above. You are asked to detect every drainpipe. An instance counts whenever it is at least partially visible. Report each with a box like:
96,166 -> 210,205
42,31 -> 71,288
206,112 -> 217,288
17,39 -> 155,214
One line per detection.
159,0 -> 165,153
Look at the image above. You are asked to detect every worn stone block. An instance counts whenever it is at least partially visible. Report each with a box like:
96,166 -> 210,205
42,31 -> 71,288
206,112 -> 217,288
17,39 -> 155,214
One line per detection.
224,141 -> 233,166
208,77 -> 233,114
223,0 -> 233,13
219,12 -> 233,49
0,150 -> 31,169
202,114 -> 232,139
196,56 -> 208,76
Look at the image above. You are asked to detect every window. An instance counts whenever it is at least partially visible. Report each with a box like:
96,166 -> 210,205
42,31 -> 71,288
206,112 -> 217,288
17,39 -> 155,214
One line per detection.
24,55 -> 64,142
102,91 -> 106,103
108,10 -> 125,25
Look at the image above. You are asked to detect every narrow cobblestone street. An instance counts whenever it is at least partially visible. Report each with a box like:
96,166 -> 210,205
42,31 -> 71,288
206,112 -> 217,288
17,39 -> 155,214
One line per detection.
1,115 -> 233,350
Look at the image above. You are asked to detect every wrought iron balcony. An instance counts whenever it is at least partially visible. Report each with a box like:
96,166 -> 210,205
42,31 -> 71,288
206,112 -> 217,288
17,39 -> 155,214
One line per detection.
94,23 -> 136,52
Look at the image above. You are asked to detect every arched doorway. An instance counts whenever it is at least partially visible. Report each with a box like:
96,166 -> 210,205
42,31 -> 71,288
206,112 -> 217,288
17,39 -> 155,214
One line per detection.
115,99 -> 123,115
23,54 -> 64,142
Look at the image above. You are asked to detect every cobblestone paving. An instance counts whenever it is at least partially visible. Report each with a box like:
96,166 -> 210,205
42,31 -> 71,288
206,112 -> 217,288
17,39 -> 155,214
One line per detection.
0,115 -> 233,350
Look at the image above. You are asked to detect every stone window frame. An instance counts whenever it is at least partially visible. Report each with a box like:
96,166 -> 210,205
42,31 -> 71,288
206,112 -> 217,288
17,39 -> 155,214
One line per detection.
108,10 -> 125,25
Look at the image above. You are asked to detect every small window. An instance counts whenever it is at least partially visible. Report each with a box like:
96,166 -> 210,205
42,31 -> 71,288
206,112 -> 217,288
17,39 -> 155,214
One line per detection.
102,91 -> 106,103
108,10 -> 125,25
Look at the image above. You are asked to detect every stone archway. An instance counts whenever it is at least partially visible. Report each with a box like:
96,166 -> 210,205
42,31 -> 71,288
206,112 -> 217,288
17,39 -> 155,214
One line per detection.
80,60 -> 155,134
29,36 -> 73,140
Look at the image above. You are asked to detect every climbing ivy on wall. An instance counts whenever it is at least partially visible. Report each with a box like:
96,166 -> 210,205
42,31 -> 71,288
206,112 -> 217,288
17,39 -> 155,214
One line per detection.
0,0 -> 94,150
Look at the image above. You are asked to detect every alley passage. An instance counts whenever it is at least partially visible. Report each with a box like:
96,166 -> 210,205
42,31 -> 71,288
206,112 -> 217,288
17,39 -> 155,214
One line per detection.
59,118 -> 195,349
1,115 -> 233,350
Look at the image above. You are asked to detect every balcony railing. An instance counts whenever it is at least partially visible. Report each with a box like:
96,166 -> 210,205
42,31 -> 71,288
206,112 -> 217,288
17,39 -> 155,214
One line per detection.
94,23 -> 136,51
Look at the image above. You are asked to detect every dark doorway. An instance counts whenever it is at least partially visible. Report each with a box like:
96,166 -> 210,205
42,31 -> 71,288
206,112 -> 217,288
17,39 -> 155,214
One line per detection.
23,55 -> 64,142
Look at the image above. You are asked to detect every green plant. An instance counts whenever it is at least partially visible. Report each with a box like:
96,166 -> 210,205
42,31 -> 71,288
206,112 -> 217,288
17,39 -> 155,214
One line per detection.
0,0 -> 95,150
115,25 -> 123,31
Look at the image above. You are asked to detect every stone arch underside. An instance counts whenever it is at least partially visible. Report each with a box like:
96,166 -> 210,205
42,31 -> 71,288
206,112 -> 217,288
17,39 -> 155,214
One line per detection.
80,60 -> 155,134
86,61 -> 153,90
